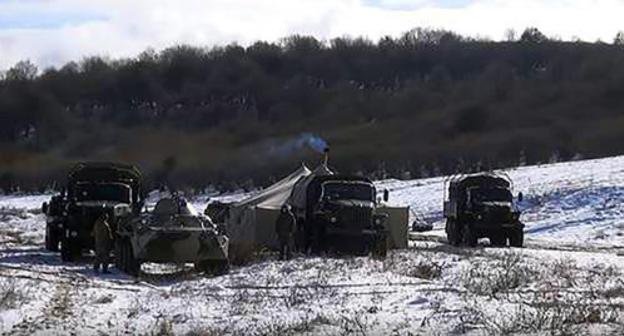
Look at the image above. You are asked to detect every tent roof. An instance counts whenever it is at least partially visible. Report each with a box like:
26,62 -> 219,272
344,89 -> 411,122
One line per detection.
233,164 -> 311,210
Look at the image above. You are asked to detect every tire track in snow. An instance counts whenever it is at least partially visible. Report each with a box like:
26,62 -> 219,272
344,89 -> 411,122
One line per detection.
409,232 -> 624,255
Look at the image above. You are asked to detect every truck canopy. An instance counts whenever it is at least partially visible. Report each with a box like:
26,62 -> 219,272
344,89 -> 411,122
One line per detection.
449,174 -> 510,197
67,162 -> 143,204
289,174 -> 375,217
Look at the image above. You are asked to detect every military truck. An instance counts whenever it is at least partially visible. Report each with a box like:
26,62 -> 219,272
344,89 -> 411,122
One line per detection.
443,172 -> 524,247
41,192 -> 67,252
116,196 -> 230,277
289,173 -> 389,257
57,162 -> 143,261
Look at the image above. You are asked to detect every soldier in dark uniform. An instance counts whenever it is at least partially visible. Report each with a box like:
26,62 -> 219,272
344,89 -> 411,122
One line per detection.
275,204 -> 296,260
92,212 -> 113,273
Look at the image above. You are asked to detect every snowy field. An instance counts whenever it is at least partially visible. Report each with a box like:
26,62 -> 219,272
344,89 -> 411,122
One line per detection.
2,156 -> 624,334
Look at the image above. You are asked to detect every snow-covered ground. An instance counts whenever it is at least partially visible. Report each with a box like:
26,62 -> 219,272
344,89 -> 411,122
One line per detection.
2,156 -> 624,334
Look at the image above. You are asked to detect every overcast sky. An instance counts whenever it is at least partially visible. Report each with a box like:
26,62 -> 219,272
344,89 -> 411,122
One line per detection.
1,0 -> 623,70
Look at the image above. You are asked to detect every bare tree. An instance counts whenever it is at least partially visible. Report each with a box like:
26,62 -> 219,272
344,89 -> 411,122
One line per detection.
504,28 -> 517,42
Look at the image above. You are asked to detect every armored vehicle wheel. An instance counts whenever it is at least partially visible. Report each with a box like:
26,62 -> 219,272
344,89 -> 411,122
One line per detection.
490,234 -> 507,247
60,239 -> 78,262
509,229 -> 524,247
45,227 -> 60,252
461,224 -> 478,247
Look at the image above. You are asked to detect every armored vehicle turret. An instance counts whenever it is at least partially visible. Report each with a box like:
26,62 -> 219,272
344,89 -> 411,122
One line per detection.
115,196 -> 229,277
443,172 -> 524,247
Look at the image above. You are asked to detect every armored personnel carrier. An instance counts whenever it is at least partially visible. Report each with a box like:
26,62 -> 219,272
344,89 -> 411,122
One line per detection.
44,162 -> 143,261
115,196 -> 230,277
443,172 -> 524,247
289,168 -> 389,257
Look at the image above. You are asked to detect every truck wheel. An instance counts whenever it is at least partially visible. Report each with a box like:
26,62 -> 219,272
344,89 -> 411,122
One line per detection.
509,229 -> 524,247
45,227 -> 59,252
194,261 -> 208,274
373,234 -> 388,259
60,239 -> 77,262
462,224 -> 478,247
209,260 -> 230,276
490,234 -> 507,247
446,219 -> 461,246
355,240 -> 370,256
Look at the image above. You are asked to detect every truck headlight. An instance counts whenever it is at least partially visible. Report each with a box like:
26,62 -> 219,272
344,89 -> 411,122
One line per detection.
330,217 -> 337,223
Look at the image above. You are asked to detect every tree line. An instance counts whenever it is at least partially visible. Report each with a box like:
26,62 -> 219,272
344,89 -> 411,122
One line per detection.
2,27 -> 624,192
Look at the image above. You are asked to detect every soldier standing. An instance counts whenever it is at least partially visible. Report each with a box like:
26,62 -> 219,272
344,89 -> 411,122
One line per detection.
92,212 -> 113,273
275,204 -> 296,260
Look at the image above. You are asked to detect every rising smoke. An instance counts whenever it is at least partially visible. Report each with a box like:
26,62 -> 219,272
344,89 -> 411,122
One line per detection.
270,133 -> 328,157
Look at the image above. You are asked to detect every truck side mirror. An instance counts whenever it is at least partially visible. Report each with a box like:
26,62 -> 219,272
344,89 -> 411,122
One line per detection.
383,189 -> 389,202
41,202 -> 48,214
518,192 -> 523,202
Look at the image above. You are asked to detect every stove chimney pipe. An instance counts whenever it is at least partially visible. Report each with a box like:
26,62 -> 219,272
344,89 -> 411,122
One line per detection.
323,147 -> 330,166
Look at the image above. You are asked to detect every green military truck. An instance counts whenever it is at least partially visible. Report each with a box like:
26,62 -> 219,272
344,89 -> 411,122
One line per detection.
55,162 -> 144,261
444,173 -> 524,247
289,173 -> 389,257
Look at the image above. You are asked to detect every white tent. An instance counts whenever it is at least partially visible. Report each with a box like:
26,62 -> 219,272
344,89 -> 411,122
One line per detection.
227,164 -> 311,254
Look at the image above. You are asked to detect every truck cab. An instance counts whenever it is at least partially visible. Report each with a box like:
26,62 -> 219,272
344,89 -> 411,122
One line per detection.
444,173 -> 523,247
290,174 -> 388,256
57,162 -> 143,261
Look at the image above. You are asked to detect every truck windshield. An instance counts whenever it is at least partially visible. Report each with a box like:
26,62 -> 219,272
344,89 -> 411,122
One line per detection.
470,187 -> 512,203
75,183 -> 131,203
322,182 -> 374,201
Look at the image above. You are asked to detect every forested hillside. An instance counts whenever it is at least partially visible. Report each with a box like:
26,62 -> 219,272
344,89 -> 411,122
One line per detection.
2,27 -> 624,192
